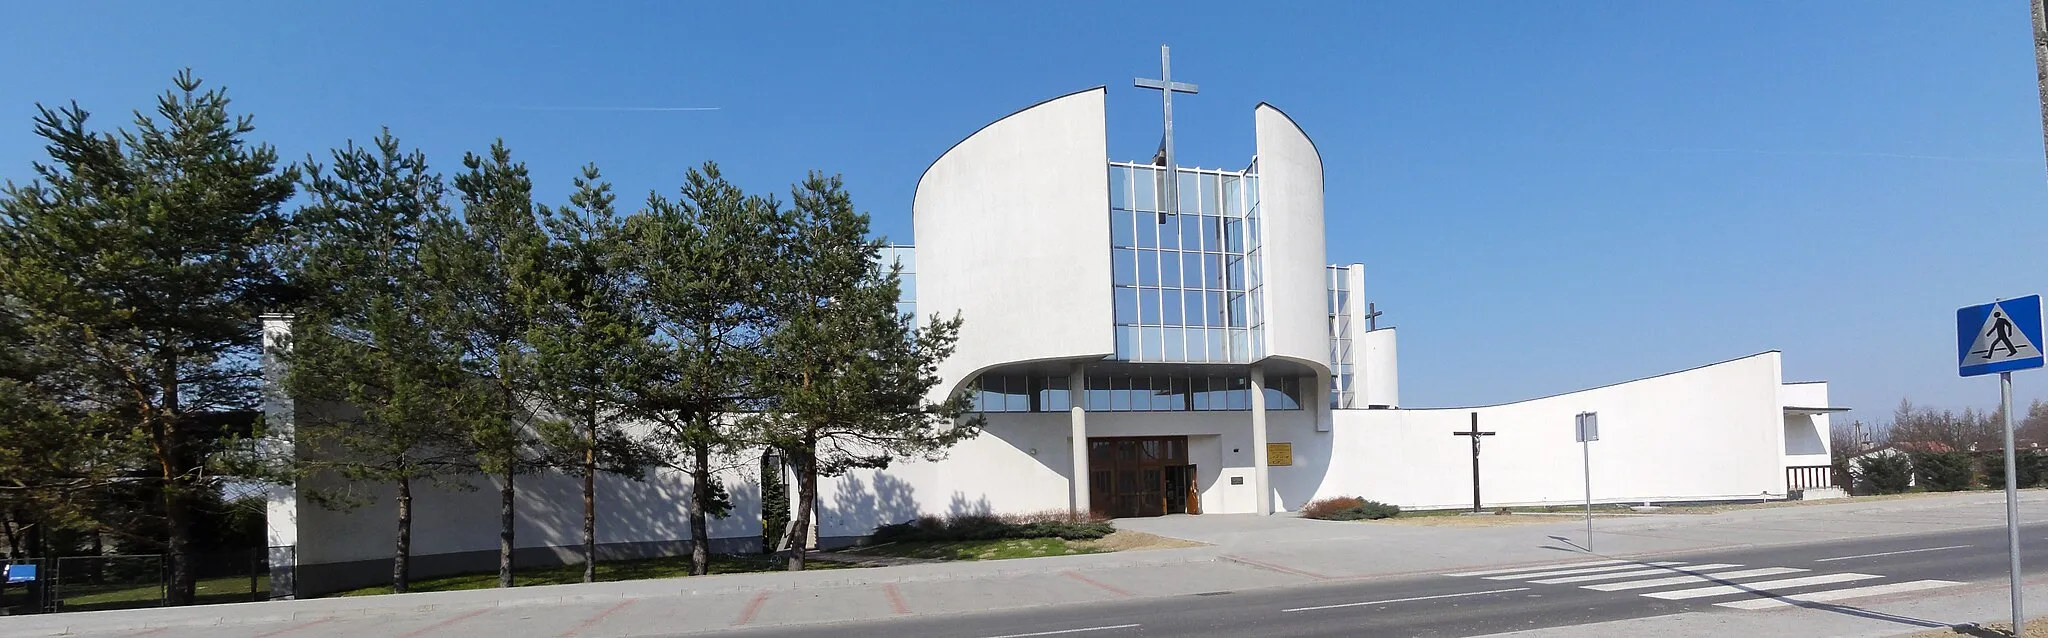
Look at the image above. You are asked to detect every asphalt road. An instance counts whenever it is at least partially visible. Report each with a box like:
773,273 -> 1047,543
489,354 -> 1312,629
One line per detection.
707,522 -> 2048,638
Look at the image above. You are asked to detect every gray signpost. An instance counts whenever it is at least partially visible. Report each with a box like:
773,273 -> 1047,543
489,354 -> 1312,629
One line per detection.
1956,295 -> 2044,636
1576,412 -> 1598,552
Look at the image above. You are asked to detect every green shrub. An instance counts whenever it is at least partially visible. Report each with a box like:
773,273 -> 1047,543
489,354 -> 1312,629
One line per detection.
1980,449 -> 2048,488
870,511 -> 1113,544
1913,451 -> 1975,491
1856,454 -> 1913,494
1302,496 -> 1400,521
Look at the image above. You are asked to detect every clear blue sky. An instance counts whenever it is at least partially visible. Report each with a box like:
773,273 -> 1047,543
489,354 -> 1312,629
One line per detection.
5,2 -> 2045,425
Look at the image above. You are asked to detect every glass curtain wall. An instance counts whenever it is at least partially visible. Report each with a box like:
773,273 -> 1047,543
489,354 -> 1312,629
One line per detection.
970,373 -> 1304,413
1107,162 -> 1263,363
1326,265 -> 1356,409
878,244 -> 916,319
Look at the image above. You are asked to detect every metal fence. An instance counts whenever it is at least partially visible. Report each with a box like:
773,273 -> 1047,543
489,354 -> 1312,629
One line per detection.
1,546 -> 289,614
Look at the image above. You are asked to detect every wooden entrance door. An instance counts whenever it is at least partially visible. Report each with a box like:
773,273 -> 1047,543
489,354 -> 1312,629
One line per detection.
1088,436 -> 1191,519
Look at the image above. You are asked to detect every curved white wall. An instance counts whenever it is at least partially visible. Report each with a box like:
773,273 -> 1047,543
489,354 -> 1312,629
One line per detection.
1319,352 -> 1790,509
1252,104 -> 1330,376
914,87 -> 1113,396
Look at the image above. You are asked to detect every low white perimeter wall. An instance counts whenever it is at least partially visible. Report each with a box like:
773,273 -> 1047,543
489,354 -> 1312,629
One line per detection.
288,456 -> 763,595
1318,352 -> 1789,509
812,409 -> 1321,540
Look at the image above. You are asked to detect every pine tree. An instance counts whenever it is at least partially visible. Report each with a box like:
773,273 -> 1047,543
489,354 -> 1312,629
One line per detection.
285,130 -> 474,594
623,163 -> 783,576
433,141 -> 553,588
0,71 -> 296,604
755,173 -> 978,571
529,165 -> 659,583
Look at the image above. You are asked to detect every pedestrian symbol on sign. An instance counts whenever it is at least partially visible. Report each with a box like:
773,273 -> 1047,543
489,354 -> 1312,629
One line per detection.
1982,311 -> 2028,360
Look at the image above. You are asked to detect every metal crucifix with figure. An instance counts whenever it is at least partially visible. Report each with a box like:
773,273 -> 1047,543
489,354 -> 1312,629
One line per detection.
1135,45 -> 1198,224
1450,412 -> 1496,513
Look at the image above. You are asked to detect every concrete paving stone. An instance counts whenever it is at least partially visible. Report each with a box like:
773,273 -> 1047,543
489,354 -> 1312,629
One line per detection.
744,584 -> 896,628
1073,559 -> 1317,595
577,594 -> 767,637
887,573 -> 1105,617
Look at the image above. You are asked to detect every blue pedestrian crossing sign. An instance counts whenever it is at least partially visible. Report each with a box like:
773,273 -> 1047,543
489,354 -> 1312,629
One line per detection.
1958,295 -> 2045,377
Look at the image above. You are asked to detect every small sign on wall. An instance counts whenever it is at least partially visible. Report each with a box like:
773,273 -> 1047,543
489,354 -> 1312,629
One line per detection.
1268,443 -> 1293,467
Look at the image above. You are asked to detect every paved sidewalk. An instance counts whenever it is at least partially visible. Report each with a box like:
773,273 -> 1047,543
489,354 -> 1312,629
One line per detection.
8,490 -> 2047,638
1469,574 -> 2048,637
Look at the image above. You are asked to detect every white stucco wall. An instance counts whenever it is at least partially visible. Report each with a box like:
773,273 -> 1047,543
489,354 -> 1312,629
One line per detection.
912,86 -> 1114,399
292,446 -> 764,570
1361,328 -> 1400,409
1320,352 -> 1790,509
1252,104 -> 1331,377
811,405 -> 1323,539
1780,381 -> 1834,468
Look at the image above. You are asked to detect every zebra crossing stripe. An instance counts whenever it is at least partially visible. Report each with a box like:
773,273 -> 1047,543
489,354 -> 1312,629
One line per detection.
1713,580 -> 1964,610
1483,562 -> 1688,581
1583,567 -> 1809,592
1442,560 -> 1626,577
1641,573 -> 1880,600
1529,564 -> 1743,585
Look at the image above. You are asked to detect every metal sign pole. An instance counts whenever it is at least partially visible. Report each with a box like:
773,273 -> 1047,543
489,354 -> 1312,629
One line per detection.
2003,370 -> 2023,636
1957,295 -> 2041,636
1583,436 -> 1593,552
1576,412 -> 1598,553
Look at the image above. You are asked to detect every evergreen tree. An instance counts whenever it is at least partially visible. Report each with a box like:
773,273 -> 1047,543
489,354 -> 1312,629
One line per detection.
529,165 -> 659,583
623,163 -> 782,576
433,141 -> 552,588
0,71 -> 295,604
285,130 -> 474,594
754,174 -> 978,571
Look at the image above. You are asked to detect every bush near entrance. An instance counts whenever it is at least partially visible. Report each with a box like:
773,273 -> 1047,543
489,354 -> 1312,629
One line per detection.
1302,497 -> 1401,521
871,511 -> 1113,543
1981,449 -> 2048,489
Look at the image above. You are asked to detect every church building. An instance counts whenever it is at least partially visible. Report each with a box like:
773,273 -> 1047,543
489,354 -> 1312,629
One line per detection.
265,51 -> 1843,595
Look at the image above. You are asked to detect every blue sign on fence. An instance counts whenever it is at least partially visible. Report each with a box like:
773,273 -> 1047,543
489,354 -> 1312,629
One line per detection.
1958,295 -> 2046,377
5,564 -> 35,584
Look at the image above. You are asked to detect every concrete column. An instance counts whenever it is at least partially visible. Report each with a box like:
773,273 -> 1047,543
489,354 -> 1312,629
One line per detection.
1250,365 -> 1272,515
1069,362 -> 1090,518
259,313 -> 299,599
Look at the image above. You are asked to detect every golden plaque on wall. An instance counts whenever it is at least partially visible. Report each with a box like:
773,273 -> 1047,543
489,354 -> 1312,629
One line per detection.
1268,442 -> 1293,467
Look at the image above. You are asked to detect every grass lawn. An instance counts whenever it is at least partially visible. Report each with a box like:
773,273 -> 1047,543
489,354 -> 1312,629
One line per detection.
843,537 -> 1103,561
48,574 -> 269,612
332,553 -> 856,597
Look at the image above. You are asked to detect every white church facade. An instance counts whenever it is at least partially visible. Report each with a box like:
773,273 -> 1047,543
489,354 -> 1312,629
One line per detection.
264,68 -> 1843,595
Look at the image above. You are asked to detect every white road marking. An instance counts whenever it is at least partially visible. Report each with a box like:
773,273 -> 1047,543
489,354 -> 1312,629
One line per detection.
1642,573 -> 1880,600
1529,564 -> 1743,585
1281,587 -> 1532,613
1482,562 -> 1688,581
984,624 -> 1143,638
1584,567 -> 1810,591
1442,560 -> 1625,577
1715,580 -> 1965,609
1812,545 -> 1972,563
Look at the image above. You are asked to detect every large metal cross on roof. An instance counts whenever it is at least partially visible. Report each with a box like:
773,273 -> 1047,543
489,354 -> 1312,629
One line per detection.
1135,45 -> 1198,221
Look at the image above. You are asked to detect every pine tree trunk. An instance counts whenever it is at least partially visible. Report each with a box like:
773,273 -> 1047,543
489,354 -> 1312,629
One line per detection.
160,351 -> 197,606
498,469 -> 514,588
688,441 -> 710,576
784,447 -> 817,572
164,488 -> 196,605
582,407 -> 597,584
395,475 -> 412,594
2,512 -> 18,560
